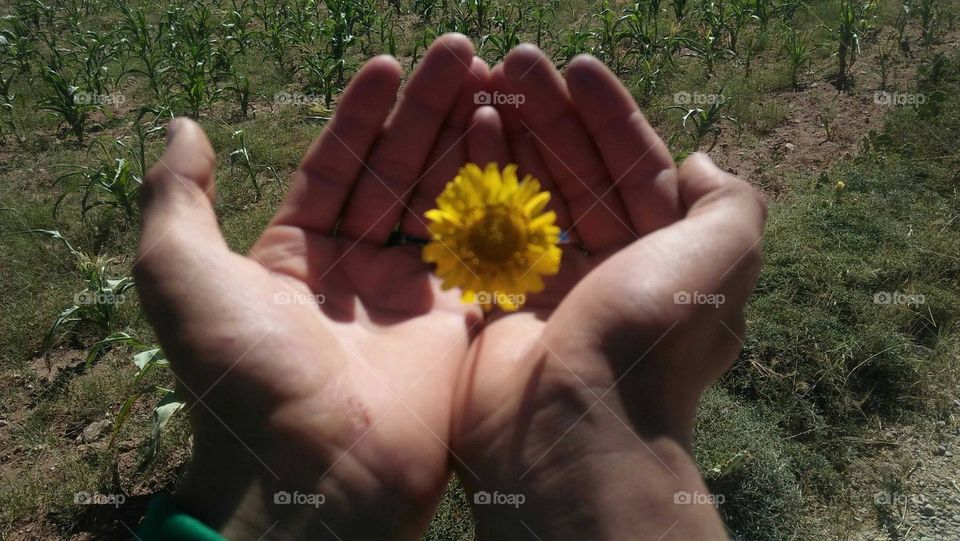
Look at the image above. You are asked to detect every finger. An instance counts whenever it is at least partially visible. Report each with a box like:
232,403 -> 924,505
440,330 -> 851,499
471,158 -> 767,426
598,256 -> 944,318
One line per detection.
135,118 -> 228,289
269,56 -> 402,234
489,64 -> 575,236
467,106 -> 511,166
339,33 -> 475,243
565,55 -> 682,235
401,56 -> 490,238
503,44 -> 633,251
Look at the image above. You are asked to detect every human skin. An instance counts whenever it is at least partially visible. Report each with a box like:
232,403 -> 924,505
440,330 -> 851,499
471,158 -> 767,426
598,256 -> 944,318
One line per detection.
134,35 -> 765,540
135,34 -> 485,540
448,44 -> 766,540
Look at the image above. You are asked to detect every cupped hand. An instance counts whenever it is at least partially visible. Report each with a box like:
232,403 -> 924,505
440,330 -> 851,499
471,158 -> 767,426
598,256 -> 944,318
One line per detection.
450,45 -> 767,539
134,34 -> 487,540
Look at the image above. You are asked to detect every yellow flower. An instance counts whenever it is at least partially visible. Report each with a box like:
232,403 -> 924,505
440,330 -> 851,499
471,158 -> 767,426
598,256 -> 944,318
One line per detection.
423,163 -> 562,312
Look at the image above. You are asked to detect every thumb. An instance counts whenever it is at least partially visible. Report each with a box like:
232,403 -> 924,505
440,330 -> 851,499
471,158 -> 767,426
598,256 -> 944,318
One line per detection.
135,118 -> 228,286
674,152 -> 767,307
678,152 -> 767,227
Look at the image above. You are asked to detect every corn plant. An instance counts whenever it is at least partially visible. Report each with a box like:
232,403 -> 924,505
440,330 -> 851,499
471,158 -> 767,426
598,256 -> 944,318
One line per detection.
749,0 -> 774,31
166,4 -> 220,118
691,0 -> 732,75
667,94 -> 741,153
54,139 -> 142,222
895,0 -> 912,55
672,0 -> 690,21
107,343 -> 185,467
726,0 -> 752,52
375,13 -> 399,57
252,0 -> 297,75
590,2 -> 631,75
222,0 -> 254,54
836,0 -> 876,89
298,49 -> 344,107
435,4 -> 474,35
818,107 -> 836,144
323,0 -> 365,88
620,1 -> 660,58
65,29 -> 120,97
224,67 -> 253,119
778,0 -> 805,20
877,38 -> 896,90
919,0 -> 939,47
118,3 -> 169,101
229,130 -> 278,199
632,51 -> 669,105
480,5 -> 525,64
37,55 -> 97,142
742,27 -> 769,76
0,13 -> 39,74
0,68 -> 17,143
414,0 -> 441,22
461,0 -> 492,34
530,1 -> 557,48
554,26 -> 592,68
783,28 -> 813,89
24,230 -> 135,354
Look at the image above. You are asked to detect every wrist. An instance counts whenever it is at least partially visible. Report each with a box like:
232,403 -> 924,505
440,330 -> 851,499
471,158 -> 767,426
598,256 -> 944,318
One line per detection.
172,429 -> 433,541
459,344 -> 723,540
469,429 -> 727,540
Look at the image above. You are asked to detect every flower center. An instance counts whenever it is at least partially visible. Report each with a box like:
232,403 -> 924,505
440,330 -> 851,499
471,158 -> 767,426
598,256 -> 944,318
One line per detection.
467,206 -> 525,264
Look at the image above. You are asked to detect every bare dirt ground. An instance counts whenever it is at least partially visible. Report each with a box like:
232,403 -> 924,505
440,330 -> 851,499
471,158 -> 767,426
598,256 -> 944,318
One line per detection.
713,26 -> 958,200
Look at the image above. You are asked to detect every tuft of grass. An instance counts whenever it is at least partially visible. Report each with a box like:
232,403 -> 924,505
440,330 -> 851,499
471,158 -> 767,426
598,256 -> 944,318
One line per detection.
695,388 -> 805,540
422,476 -> 475,541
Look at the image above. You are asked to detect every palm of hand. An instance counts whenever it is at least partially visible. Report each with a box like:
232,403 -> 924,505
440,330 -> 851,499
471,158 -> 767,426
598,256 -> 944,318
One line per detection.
136,36 -> 486,537
450,45 -> 765,488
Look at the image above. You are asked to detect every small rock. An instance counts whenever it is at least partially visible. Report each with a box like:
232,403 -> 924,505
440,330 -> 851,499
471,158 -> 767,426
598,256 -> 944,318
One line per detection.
0,419 -> 8,427
784,142 -> 796,152
952,514 -> 960,522
936,420 -> 947,428
76,419 -> 112,444
945,450 -> 953,457
936,445 -> 947,455
921,503 -> 937,517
